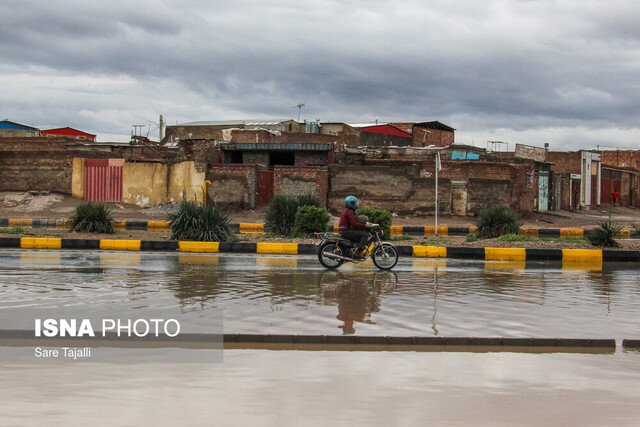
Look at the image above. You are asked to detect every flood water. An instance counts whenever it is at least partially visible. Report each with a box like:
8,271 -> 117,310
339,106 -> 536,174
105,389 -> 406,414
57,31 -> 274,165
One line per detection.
1,250 -> 639,425
1,250 -> 639,340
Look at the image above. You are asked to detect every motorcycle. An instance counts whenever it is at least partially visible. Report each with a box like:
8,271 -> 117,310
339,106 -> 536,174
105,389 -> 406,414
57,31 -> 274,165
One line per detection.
315,224 -> 399,270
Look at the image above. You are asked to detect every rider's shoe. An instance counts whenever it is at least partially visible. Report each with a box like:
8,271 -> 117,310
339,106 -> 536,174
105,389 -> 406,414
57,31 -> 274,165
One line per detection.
353,249 -> 366,260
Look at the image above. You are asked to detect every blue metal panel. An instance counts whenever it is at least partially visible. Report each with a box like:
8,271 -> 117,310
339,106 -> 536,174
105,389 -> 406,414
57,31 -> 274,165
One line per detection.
0,121 -> 38,130
467,153 -> 480,160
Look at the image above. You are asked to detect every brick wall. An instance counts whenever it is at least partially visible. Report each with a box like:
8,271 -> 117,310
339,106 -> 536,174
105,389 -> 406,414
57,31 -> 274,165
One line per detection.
359,133 -> 413,147
328,159 -> 533,215
547,151 -> 581,174
243,152 -> 270,166
0,137 -> 182,194
467,178 -> 512,212
273,166 -> 329,207
0,137 -> 114,193
601,151 -> 640,169
328,164 -> 452,215
205,164 -> 256,209
412,127 -> 454,148
295,152 -> 329,166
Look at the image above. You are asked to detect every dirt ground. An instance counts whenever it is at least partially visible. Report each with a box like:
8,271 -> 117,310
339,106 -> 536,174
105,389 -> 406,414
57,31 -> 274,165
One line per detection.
2,191 -> 640,228
2,191 -> 640,250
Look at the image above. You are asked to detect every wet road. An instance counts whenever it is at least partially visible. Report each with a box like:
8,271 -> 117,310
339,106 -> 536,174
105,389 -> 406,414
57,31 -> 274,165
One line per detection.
1,250 -> 639,339
1,250 -> 639,425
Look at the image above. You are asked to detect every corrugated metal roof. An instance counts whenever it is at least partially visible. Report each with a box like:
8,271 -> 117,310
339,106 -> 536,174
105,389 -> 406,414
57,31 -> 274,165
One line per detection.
172,119 -> 293,127
348,122 -> 389,128
0,119 -> 39,130
230,142 -> 332,151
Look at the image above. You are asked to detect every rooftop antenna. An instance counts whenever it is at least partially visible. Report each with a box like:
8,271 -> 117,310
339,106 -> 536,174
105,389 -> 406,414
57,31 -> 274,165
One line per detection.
294,102 -> 306,122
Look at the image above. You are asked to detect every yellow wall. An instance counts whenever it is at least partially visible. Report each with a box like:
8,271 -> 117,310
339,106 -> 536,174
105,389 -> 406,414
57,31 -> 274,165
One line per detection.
72,158 -> 85,198
123,162 -> 169,206
167,161 -> 205,203
73,160 -> 204,206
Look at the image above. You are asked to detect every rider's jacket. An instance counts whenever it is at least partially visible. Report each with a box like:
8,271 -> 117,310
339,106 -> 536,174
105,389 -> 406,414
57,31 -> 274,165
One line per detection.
339,208 -> 366,232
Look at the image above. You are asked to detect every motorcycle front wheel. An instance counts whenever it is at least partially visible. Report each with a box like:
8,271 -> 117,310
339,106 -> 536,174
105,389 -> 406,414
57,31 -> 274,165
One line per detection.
372,243 -> 398,270
318,242 -> 345,269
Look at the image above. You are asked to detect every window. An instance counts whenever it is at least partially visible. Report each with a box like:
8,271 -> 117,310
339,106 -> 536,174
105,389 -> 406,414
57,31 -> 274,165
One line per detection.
269,151 -> 295,166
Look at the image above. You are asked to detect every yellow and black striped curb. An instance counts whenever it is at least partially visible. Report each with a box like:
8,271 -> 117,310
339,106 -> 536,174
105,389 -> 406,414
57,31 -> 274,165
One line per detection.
1,237 -> 639,263
3,219 -> 639,238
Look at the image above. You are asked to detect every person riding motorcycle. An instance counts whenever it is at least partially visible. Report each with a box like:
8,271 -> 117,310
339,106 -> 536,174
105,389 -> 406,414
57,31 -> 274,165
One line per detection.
339,196 -> 371,259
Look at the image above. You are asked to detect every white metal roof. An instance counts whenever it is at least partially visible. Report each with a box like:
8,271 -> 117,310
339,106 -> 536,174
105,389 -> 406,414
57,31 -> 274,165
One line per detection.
172,119 -> 293,127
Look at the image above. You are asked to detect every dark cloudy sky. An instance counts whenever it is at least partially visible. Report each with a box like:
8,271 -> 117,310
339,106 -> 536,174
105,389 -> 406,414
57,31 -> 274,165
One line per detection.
1,1 -> 638,149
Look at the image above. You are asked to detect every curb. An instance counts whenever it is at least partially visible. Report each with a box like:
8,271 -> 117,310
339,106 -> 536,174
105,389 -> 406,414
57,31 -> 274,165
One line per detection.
3,219 -> 639,237
1,237 -> 639,264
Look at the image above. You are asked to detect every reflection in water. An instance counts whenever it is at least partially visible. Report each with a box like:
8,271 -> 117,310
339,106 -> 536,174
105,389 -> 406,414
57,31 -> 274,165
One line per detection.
317,271 -> 397,334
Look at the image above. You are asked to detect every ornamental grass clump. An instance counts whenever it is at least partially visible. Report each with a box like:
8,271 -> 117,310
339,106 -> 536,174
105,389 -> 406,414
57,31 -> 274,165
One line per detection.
168,200 -> 233,242
69,202 -> 115,234
586,221 -> 621,248
265,193 -> 321,236
476,205 -> 522,239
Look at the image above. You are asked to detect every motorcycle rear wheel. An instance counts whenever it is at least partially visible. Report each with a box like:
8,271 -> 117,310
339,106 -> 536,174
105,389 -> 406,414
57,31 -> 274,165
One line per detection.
318,242 -> 345,269
372,243 -> 398,270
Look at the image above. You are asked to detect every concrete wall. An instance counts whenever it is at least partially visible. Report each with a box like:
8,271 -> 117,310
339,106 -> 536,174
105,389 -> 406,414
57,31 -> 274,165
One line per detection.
72,158 -> 85,198
123,162 -> 168,206
168,161 -> 205,203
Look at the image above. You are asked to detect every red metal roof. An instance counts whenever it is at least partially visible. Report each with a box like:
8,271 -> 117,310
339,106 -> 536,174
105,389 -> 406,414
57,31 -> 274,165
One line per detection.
40,127 -> 96,140
359,124 -> 412,138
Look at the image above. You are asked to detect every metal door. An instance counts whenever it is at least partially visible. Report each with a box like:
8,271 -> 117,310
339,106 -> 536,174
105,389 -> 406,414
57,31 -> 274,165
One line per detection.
256,170 -> 274,207
84,159 -> 123,202
451,181 -> 467,215
538,171 -> 549,211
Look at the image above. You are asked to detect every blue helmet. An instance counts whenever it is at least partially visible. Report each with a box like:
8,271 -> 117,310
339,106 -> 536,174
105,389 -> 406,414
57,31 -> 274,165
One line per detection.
345,196 -> 358,209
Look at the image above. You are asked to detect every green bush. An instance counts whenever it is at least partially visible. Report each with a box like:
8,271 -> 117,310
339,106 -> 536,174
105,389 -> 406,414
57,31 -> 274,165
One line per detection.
476,205 -> 522,239
70,202 -> 115,234
168,200 -> 233,242
265,193 -> 321,236
496,233 -> 529,242
356,207 -> 392,238
465,233 -> 479,242
586,221 -> 621,248
293,206 -> 330,237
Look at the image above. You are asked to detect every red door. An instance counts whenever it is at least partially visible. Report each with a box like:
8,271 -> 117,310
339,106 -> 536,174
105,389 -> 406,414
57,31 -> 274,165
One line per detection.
84,159 -> 124,202
256,170 -> 274,207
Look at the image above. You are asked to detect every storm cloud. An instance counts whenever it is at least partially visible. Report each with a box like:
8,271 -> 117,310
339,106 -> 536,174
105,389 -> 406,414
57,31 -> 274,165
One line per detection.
1,0 -> 639,149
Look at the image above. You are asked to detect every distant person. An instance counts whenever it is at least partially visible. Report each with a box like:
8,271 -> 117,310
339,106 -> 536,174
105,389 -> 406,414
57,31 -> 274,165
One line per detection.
612,190 -> 619,206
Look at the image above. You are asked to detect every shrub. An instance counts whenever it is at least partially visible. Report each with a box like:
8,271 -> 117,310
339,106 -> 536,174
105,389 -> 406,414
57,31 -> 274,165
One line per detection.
465,233 -> 479,243
70,202 -> 115,234
265,193 -> 321,236
586,221 -> 621,248
168,199 -> 233,242
293,206 -> 330,237
476,205 -> 522,239
356,207 -> 392,238
496,233 -> 529,242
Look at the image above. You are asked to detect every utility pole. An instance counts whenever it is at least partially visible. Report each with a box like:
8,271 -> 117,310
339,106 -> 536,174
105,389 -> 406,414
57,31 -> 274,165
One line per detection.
159,115 -> 164,142
295,102 -> 305,122
435,152 -> 441,235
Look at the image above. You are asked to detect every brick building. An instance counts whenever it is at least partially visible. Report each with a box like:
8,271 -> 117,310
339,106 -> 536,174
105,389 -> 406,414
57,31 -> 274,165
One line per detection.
0,120 -> 40,137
